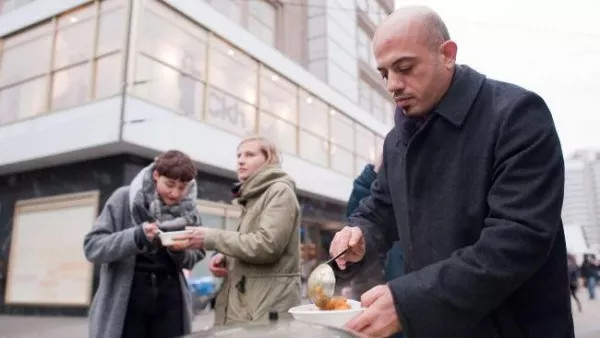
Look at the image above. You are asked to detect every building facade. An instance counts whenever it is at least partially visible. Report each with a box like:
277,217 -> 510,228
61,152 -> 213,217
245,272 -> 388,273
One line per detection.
563,151 -> 600,253
0,0 -> 394,315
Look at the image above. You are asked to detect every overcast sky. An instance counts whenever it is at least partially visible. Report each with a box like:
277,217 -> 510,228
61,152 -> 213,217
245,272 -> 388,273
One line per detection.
395,0 -> 600,156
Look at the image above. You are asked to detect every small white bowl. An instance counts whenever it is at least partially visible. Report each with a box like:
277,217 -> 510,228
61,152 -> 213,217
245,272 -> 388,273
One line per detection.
288,299 -> 363,328
158,230 -> 189,246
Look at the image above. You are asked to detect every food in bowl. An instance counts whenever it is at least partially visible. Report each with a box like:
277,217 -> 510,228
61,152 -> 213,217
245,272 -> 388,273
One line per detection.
288,299 -> 363,328
158,230 -> 189,246
312,285 -> 351,310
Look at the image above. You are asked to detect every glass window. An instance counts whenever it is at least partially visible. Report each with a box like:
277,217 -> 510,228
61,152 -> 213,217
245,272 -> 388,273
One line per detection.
210,0 -> 243,25
376,136 -> 385,153
355,155 -> 369,177
207,88 -> 256,136
355,124 -> 376,162
54,19 -> 95,69
210,38 -> 258,105
372,90 -> 386,123
178,73 -> 205,118
133,55 -> 180,112
330,110 -> 354,151
330,145 -> 354,176
385,100 -> 395,126
259,112 -> 297,154
0,34 -> 52,86
298,89 -> 328,137
139,6 -> 208,81
369,1 -> 384,26
2,21 -> 52,49
94,54 -> 122,99
100,0 -> 126,12
51,64 -> 90,110
357,28 -> 372,66
356,0 -> 368,13
358,78 -> 371,112
248,0 -> 276,46
97,7 -> 127,56
57,5 -> 95,28
300,131 -> 328,166
260,67 -> 297,123
0,77 -> 47,124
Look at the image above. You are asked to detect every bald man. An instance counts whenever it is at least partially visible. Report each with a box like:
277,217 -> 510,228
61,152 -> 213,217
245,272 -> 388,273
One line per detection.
329,6 -> 573,338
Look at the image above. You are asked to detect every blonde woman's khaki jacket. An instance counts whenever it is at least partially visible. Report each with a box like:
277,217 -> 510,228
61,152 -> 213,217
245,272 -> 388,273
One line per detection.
203,165 -> 301,325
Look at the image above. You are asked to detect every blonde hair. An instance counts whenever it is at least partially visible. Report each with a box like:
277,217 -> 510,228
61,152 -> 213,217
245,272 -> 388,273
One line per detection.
238,136 -> 281,166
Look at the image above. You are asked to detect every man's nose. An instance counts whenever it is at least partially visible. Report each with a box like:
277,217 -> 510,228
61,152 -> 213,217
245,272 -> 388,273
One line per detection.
387,72 -> 406,94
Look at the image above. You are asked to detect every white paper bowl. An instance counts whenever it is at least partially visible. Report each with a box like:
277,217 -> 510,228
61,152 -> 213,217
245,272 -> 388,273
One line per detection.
158,230 -> 188,246
288,299 -> 363,328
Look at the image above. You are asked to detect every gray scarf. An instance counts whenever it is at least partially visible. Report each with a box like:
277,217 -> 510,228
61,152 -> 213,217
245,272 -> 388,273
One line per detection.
129,163 -> 202,231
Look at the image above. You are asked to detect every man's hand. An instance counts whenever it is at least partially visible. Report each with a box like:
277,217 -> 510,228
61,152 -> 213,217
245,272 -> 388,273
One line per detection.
172,226 -> 205,249
209,253 -> 227,277
329,226 -> 366,270
143,222 -> 160,241
345,285 -> 402,337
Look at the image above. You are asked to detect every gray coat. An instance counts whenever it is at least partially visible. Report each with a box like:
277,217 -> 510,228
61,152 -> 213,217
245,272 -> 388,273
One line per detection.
84,186 -> 204,338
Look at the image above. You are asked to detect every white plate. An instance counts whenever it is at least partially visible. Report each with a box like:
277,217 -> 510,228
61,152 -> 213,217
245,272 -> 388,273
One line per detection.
288,299 -> 363,328
158,230 -> 189,246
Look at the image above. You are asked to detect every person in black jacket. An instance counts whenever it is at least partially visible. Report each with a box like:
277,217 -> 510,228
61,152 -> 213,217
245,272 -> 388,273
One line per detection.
346,154 -> 405,338
329,6 -> 573,338
347,153 -> 404,283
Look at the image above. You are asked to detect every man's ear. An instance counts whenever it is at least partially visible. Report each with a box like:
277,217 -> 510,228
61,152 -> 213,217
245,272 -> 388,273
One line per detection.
152,170 -> 159,181
440,40 -> 457,69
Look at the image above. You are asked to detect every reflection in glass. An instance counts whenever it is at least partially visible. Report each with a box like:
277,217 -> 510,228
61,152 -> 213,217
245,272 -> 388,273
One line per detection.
0,77 -> 47,124
95,54 -> 122,99
210,38 -> 258,105
300,130 -> 328,166
97,8 -> 127,56
298,90 -> 328,137
207,88 -> 256,136
330,146 -> 354,176
54,19 -> 94,69
259,112 -> 297,154
0,35 -> 52,86
260,67 -> 297,123
248,0 -> 276,45
51,64 -> 90,110
330,111 -> 354,151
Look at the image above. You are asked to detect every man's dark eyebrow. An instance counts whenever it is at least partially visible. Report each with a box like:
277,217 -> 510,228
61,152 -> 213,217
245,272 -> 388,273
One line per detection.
377,56 -> 417,72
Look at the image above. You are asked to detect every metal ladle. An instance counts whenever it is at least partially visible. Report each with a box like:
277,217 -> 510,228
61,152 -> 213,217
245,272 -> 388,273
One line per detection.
307,247 -> 349,307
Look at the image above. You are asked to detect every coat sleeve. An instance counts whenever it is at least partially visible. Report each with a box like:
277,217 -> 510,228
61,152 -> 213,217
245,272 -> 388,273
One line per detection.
335,143 -> 399,280
349,138 -> 399,258
83,188 -> 145,264
203,183 -> 298,264
389,93 -> 565,337
346,164 -> 377,218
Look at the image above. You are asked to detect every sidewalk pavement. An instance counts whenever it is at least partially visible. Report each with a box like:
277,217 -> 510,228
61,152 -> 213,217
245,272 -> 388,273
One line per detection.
0,296 -> 598,337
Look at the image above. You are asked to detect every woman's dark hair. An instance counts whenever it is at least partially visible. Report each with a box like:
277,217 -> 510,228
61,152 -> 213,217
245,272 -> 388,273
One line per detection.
154,150 -> 197,182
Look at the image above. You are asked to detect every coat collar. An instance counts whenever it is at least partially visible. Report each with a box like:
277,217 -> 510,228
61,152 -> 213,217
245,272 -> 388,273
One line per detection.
432,64 -> 485,127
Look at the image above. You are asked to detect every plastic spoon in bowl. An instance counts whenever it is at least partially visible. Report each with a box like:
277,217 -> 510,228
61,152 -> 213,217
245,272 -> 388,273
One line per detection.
307,247 -> 349,308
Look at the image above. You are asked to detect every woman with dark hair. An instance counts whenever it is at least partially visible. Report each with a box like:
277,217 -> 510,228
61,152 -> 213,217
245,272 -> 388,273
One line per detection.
84,150 -> 205,338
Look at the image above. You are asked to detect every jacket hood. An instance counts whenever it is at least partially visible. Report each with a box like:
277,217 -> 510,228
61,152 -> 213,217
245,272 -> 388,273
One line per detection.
237,165 -> 295,203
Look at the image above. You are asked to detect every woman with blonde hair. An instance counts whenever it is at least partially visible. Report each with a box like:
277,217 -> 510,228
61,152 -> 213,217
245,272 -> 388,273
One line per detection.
177,136 -> 301,325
